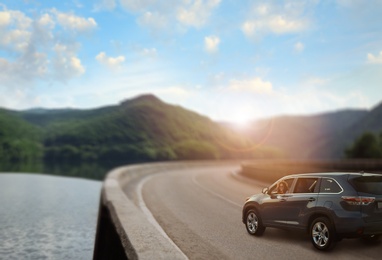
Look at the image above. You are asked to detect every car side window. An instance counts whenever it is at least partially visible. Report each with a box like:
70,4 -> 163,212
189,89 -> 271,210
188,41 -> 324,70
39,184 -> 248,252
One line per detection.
283,178 -> 294,192
319,178 -> 342,193
294,178 -> 318,193
269,178 -> 294,194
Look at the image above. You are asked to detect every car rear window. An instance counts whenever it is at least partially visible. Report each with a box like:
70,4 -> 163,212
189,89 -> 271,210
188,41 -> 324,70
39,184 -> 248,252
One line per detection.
350,175 -> 382,195
319,178 -> 342,193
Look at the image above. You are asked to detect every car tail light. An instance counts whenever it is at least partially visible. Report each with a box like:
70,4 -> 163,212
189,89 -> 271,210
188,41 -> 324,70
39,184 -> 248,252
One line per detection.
341,196 -> 375,205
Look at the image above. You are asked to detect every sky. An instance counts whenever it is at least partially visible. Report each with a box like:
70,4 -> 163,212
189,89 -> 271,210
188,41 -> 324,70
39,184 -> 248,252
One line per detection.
1,0 -> 382,124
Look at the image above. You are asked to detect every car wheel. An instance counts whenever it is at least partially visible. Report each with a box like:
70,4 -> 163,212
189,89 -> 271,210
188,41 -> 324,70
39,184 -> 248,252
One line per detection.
310,217 -> 336,251
245,209 -> 265,236
362,234 -> 381,243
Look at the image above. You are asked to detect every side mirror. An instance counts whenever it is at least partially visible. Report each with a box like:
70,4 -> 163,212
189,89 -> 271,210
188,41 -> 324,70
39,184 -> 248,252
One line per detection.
262,187 -> 268,194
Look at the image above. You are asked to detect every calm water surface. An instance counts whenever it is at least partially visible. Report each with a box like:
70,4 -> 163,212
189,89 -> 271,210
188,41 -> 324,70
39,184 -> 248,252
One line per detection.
0,173 -> 102,259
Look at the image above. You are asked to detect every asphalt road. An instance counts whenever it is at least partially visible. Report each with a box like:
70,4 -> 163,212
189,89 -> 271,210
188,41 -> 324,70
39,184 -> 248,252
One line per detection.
134,163 -> 381,259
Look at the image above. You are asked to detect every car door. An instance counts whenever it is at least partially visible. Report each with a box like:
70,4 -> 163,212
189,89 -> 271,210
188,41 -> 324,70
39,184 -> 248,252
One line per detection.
260,177 -> 295,226
281,177 -> 319,226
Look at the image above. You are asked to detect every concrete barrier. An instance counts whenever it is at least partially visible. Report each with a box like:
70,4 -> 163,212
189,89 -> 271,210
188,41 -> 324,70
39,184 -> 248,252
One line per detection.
93,161 -> 239,259
93,164 -> 188,259
240,159 -> 382,184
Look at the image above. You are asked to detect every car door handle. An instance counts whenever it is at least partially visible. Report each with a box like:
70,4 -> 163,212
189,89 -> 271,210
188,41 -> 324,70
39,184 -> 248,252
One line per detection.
308,197 -> 316,202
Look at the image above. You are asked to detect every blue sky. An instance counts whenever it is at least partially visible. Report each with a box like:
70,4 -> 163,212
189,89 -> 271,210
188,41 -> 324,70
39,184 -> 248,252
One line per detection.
1,0 -> 382,123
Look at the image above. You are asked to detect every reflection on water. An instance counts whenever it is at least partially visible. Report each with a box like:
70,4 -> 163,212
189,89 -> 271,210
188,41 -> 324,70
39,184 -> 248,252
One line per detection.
0,160 -> 125,180
0,174 -> 102,259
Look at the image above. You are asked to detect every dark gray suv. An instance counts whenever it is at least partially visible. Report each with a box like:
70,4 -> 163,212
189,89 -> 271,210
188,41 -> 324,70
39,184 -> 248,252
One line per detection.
242,172 -> 382,250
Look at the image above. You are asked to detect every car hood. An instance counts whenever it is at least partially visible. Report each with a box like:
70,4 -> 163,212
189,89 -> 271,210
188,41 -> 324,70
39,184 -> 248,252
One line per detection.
247,193 -> 264,202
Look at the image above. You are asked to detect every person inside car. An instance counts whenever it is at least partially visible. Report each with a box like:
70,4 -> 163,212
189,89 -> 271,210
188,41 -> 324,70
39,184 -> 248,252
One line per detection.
276,181 -> 288,194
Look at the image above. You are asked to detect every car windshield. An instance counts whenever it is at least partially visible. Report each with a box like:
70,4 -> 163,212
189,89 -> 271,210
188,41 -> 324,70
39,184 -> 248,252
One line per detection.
349,175 -> 382,195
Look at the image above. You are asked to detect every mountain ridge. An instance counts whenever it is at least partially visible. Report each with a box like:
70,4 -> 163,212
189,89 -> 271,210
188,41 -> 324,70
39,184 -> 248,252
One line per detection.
1,94 -> 382,161
5,94 -> 278,164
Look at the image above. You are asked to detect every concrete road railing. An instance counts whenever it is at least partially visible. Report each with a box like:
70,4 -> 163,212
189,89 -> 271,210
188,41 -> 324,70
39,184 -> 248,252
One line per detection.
93,161 -> 239,259
241,159 -> 382,183
93,163 -> 187,260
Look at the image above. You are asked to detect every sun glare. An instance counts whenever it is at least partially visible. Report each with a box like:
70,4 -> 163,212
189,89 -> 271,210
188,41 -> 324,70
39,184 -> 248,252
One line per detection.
228,110 -> 254,129
209,90 -> 260,129
224,107 -> 255,128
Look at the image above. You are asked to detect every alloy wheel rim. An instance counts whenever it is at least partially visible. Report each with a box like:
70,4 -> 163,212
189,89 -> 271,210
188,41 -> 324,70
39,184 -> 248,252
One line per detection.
312,222 -> 329,247
247,212 -> 258,233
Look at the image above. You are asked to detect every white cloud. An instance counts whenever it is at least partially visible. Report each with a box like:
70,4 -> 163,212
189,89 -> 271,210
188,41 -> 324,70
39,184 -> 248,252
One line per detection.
96,52 -> 125,69
0,6 -> 95,89
119,0 -> 153,12
269,15 -> 306,33
242,16 -> 307,38
116,0 -> 221,33
228,77 -> 273,94
0,9 -> 32,29
367,51 -> 382,64
53,44 -> 85,80
137,11 -> 168,31
37,13 -> 55,29
0,9 -> 32,53
53,10 -> 97,32
0,28 -> 31,52
242,1 -> 311,39
0,10 -> 12,26
176,0 -> 221,28
204,35 -> 220,53
294,41 -> 304,52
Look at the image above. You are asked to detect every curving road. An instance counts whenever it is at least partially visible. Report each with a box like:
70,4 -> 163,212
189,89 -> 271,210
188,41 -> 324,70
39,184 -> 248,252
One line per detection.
127,163 -> 381,259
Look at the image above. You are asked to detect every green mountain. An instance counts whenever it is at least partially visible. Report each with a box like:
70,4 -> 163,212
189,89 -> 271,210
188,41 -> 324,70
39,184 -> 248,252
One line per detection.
1,94 -> 281,165
2,94 -> 382,164
0,109 -> 43,162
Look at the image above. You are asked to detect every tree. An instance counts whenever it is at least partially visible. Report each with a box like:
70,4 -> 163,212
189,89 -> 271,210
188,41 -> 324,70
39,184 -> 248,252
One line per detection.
345,132 -> 382,159
0,111 -> 43,163
172,140 -> 220,160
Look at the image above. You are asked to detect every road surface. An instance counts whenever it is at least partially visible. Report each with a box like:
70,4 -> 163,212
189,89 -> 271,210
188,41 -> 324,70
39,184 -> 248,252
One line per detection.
125,163 -> 382,259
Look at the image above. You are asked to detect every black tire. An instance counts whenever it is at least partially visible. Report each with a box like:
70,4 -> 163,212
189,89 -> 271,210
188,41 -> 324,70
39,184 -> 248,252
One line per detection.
362,234 -> 381,243
310,217 -> 336,251
245,209 -> 265,236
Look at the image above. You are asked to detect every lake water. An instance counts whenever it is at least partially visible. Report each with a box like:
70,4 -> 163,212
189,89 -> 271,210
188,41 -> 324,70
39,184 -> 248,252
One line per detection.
0,173 -> 102,259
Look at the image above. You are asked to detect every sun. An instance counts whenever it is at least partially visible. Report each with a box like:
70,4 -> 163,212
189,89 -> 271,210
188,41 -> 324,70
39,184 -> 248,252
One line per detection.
227,110 -> 254,129
209,90 -> 259,129
231,115 -> 250,127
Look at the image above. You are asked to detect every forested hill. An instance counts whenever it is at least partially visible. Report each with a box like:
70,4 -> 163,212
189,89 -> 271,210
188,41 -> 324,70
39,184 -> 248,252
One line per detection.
249,101 -> 382,159
0,109 -> 42,162
2,94 -> 382,164
1,94 -> 281,165
323,101 -> 382,158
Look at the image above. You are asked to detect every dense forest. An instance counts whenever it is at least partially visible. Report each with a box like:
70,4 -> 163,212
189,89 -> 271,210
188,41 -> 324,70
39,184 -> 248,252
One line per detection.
345,131 -> 382,159
0,109 -> 43,163
0,95 -> 282,169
